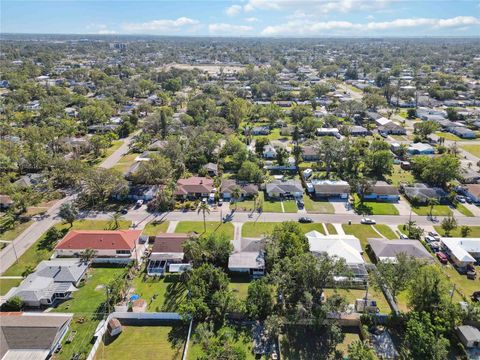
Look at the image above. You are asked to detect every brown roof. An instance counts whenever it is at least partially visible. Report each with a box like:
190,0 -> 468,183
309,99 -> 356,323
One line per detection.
151,233 -> 189,253
370,181 -> 400,196
301,145 -> 317,157
221,179 -> 259,195
0,195 -> 13,205
466,184 -> 480,197
175,177 -> 214,195
314,184 -> 350,195
55,230 -> 141,251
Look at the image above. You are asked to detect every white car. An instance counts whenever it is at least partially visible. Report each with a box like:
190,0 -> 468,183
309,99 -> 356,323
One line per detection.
361,218 -> 376,225
400,234 -> 409,240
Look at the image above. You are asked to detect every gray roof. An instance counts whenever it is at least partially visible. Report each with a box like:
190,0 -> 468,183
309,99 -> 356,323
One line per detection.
266,180 -> 303,194
228,251 -> 265,270
369,181 -> 400,196
368,238 -> 433,261
35,259 -> 88,283
403,183 -> 448,202
221,179 -> 259,195
12,274 -> 75,303
457,325 -> 480,343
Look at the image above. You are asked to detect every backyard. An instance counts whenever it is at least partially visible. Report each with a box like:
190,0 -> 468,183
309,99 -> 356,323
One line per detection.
323,288 -> 391,314
387,165 -> 414,186
175,221 -> 234,238
95,324 -> 186,360
303,195 -> 335,214
130,274 -> 185,312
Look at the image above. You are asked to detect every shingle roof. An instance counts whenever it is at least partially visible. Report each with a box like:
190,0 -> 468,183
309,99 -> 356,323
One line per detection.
175,177 -> 214,195
35,259 -> 87,283
55,230 -> 141,251
228,251 -> 265,270
368,238 -> 433,262
151,234 -> 189,254
221,180 -> 259,195
369,181 -> 400,196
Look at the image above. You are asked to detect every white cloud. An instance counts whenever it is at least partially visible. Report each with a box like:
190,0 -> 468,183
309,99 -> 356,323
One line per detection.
123,17 -> 200,32
208,23 -> 254,35
261,16 -> 480,36
245,0 -> 387,14
226,4 -> 242,16
98,29 -> 117,34
244,17 -> 259,22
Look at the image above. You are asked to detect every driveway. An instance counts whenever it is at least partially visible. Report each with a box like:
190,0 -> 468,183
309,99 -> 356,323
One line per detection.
329,199 -> 353,214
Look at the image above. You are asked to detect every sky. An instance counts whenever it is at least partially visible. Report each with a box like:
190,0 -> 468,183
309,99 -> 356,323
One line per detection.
2,0 -> 480,37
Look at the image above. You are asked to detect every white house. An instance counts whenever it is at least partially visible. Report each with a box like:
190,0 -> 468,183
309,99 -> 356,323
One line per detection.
306,231 -> 365,265
263,144 -> 277,159
441,237 -> 480,268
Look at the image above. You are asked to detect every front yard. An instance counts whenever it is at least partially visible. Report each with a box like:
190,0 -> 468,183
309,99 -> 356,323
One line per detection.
373,224 -> 398,239
352,195 -> 399,215
303,195 -> 335,214
111,152 -> 138,173
461,144 -> 480,158
434,225 -> 480,238
411,204 -> 452,216
175,221 -> 234,238
242,222 -> 327,238
342,224 -> 381,249
0,278 -> 21,295
142,220 -> 169,236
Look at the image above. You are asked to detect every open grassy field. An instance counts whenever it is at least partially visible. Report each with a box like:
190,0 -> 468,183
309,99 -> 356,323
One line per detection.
387,165 -> 415,186
131,274 -> 185,312
461,144 -> 480,158
0,220 -> 34,241
3,220 -> 131,277
96,324 -> 186,360
411,204 -> 452,216
175,221 -> 234,238
242,222 -> 326,238
142,220 -> 169,236
303,195 -> 335,214
434,225 -> 480,238
0,278 -> 21,295
353,195 -> 399,215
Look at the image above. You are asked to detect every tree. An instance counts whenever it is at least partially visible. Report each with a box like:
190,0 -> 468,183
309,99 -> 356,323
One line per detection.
275,146 -> 288,166
183,233 -> 233,269
109,212 -> 124,230
39,227 -> 65,251
372,253 -> 422,302
414,121 -> 438,140
58,202 -> 78,228
427,198 -> 439,219
291,105 -> 312,123
404,220 -> 424,240
197,202 -> 210,233
356,178 -> 374,204
4,296 -> 23,311
408,265 -> 449,314
80,168 -> 128,207
461,226 -> 471,238
317,137 -> 340,178
347,340 -> 378,360
411,155 -> 460,187
231,186 -> 242,210
131,154 -> 173,185
362,93 -> 386,111
196,326 -> 247,360
441,215 -> 457,237
246,278 -> 274,320
225,98 -> 251,129
237,161 -> 263,183
80,248 -> 97,263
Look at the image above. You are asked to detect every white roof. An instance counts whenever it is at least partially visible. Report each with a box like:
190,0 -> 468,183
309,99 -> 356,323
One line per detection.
376,117 -> 391,126
442,237 -> 480,263
408,143 -> 433,152
306,232 -> 364,264
228,251 -> 265,270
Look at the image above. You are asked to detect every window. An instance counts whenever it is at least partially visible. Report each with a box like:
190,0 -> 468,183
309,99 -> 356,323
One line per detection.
116,250 -> 131,255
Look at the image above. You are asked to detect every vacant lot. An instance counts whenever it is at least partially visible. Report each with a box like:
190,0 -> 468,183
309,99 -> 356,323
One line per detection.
96,324 -> 186,360
175,221 -> 234,238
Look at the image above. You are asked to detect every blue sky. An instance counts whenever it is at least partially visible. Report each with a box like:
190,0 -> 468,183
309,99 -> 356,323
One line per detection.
2,0 -> 480,37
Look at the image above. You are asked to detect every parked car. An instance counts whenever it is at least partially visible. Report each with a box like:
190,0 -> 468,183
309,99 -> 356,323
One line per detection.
436,252 -> 448,264
425,235 -> 436,243
456,195 -> 466,203
218,199 -> 223,206
428,231 -> 440,240
298,217 -> 313,223
399,234 -> 409,240
361,218 -> 376,225
120,207 -> 128,215
466,197 -> 473,204
471,291 -> 480,302
135,200 -> 144,208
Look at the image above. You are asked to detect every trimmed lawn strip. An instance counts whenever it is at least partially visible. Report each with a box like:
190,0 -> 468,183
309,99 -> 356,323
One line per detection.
374,224 -> 398,240
0,220 -> 34,241
142,220 -> 169,236
3,220 -> 131,277
131,274 -> 186,312
96,325 -> 185,360
242,222 -> 326,238
0,278 -> 21,295
434,225 -> 480,238
303,195 -> 335,214
411,205 -> 452,216
326,223 -> 337,235
342,224 -> 379,249
435,132 -> 466,141
456,204 -> 474,217
175,221 -> 234,239
353,195 -> 399,215
283,200 -> 298,213
461,144 -> 480,158
229,282 -> 250,300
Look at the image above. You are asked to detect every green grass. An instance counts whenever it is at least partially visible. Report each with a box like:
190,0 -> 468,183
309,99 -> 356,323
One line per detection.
303,195 -> 335,214
374,224 -> 398,239
3,220 -> 131,277
324,288 -> 390,314
326,223 -> 337,235
229,281 -> 250,300
142,220 -> 170,236
336,332 -> 361,355
261,199 -> 284,213
242,222 -> 326,238
103,140 -> 123,158
175,221 -> 234,238
456,204 -> 474,217
353,194 -> 399,215
131,274 -> 186,312
387,165 -> 415,186
111,153 -> 138,173
435,132 -> 475,141
434,226 -> 480,238
0,278 -> 21,295
461,144 -> 480,158
283,200 -> 298,213
96,324 -> 186,360
230,192 -> 263,212
0,220 -> 34,241
411,205 -> 452,216
342,224 -> 380,250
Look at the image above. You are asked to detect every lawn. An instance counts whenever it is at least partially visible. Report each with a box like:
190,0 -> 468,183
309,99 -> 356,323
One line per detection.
434,226 -> 480,238
242,222 -> 326,238
230,192 -> 263,212
342,224 -> 380,249
387,165 -> 415,186
456,204 -> 474,217
0,220 -> 33,241
111,153 -> 138,173
53,266 -> 127,360
3,220 -> 131,277
323,288 -> 391,314
326,223 -> 337,235
229,281 -> 250,300
0,278 -> 21,295
96,324 -> 186,360
374,224 -> 398,239
461,144 -> 480,158
353,195 -> 399,215
336,332 -> 361,355
283,200 -> 298,213
103,140 -> 123,158
142,220 -> 170,236
131,274 -> 186,312
262,199 -> 284,213
175,221 -> 234,239
435,132 -> 466,141
411,205 -> 452,216
303,195 -> 335,214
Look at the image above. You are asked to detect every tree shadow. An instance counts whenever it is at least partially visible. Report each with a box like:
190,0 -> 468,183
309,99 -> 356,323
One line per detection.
162,278 -> 187,312
353,201 -> 373,215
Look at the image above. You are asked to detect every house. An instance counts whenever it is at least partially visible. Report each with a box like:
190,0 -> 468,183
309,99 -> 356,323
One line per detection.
221,179 -> 259,201
147,234 -> 189,276
316,128 -> 340,137
34,259 -> 88,286
114,184 -> 159,201
202,162 -> 218,177
459,169 -> 480,185
265,180 -> 303,199
87,124 -> 119,133
0,194 -> 13,209
251,126 -> 270,135
407,143 -> 434,155
402,183 -> 448,204
456,325 -> 480,348
263,144 -> 277,159
448,126 -> 477,139
0,312 -> 73,359
367,239 -> 433,263
378,122 -> 407,135
54,230 -> 144,263
174,177 -> 214,200
312,180 -> 350,199
375,117 -> 391,126
441,237 -> 480,268
462,184 -> 480,203
362,181 -> 400,202
301,145 -> 319,161
346,125 -> 369,136
228,238 -> 265,278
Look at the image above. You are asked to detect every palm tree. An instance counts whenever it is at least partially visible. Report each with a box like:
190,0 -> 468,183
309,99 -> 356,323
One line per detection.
109,212 -> 124,230
197,202 -> 210,233
80,248 -> 97,264
252,193 -> 259,213
427,198 -> 439,219
232,187 -> 242,210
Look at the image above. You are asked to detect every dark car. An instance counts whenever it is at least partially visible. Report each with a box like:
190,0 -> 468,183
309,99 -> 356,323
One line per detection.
298,217 -> 313,223
436,252 -> 448,264
120,208 -> 128,215
471,291 -> 480,302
